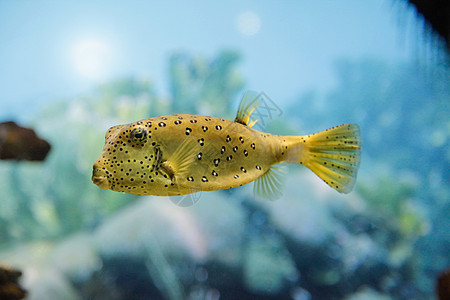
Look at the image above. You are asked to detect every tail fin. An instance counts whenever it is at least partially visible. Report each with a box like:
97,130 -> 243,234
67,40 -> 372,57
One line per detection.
286,124 -> 361,193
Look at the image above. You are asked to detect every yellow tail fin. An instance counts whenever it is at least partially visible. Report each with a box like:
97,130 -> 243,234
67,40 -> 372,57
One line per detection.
289,124 -> 361,193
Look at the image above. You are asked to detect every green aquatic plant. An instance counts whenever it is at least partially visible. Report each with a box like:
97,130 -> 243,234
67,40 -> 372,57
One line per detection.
357,172 -> 429,238
357,174 -> 417,217
169,50 -> 244,118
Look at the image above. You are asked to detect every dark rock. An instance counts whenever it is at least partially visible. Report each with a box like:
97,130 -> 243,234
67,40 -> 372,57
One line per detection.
437,268 -> 450,300
0,265 -> 27,300
407,0 -> 450,51
0,121 -> 51,161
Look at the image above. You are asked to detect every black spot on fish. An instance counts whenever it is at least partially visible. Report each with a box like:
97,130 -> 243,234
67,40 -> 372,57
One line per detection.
226,135 -> 231,142
239,137 -> 244,143
243,150 -> 248,156
159,122 -> 166,127
186,128 -> 192,135
190,119 -> 197,123
202,176 -> 208,182
256,165 -> 261,170
251,143 -> 255,149
221,146 -> 226,154
178,116 -> 183,119
174,120 -> 182,125
198,138 -> 204,146
234,175 -> 239,179
202,126 -> 208,132
233,146 -> 238,152
241,167 -> 246,173
215,125 -> 222,130
212,170 -> 218,176
197,152 -> 202,160
161,117 -> 167,120
214,158 -> 220,167
226,155 -> 232,161
187,176 -> 194,181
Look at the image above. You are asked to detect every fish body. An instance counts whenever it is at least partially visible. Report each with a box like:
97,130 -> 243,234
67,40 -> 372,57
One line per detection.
93,91 -> 361,198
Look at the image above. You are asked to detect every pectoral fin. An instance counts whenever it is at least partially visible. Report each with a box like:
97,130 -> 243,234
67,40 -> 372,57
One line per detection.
159,137 -> 216,185
159,138 -> 198,184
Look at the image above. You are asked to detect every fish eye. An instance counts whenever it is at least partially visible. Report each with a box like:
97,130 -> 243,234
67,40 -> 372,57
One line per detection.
130,128 -> 148,143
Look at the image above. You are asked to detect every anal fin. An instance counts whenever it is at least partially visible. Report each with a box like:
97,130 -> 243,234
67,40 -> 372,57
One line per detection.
253,165 -> 286,200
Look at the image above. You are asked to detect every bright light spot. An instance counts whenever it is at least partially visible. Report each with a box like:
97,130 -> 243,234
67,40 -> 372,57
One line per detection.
237,11 -> 261,36
72,39 -> 113,80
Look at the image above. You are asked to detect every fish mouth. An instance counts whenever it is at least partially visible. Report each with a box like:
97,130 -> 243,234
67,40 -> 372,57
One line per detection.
92,163 -> 111,190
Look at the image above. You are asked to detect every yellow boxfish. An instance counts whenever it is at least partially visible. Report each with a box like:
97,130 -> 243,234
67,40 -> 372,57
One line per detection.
92,91 -> 361,199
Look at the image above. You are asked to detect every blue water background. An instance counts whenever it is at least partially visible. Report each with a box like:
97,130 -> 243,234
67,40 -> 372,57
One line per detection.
0,1 -> 448,299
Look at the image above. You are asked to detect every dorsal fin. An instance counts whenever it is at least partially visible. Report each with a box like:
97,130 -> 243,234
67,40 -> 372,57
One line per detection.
234,91 -> 261,128
253,165 -> 286,200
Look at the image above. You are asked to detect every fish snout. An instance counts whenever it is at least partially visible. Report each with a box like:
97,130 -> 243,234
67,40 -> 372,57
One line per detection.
92,162 -> 111,190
